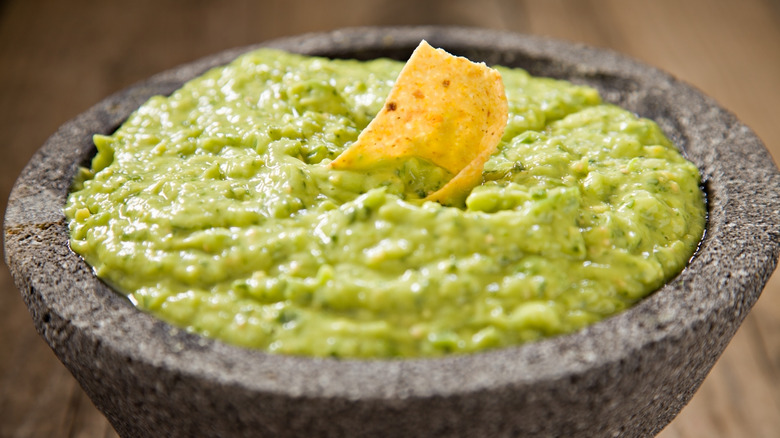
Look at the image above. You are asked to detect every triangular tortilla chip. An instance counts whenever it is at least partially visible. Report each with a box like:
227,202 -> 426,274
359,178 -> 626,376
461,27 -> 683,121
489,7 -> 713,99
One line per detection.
329,41 -> 508,206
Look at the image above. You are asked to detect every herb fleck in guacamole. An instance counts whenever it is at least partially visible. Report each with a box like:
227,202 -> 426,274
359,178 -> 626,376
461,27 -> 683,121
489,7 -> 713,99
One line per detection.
65,49 -> 706,358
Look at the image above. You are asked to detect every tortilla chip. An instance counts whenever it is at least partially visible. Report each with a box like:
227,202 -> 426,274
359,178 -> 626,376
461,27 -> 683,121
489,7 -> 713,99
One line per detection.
329,41 -> 508,206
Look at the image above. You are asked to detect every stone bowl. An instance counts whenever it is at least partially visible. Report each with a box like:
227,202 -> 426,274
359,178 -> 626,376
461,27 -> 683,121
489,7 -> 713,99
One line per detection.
5,26 -> 780,438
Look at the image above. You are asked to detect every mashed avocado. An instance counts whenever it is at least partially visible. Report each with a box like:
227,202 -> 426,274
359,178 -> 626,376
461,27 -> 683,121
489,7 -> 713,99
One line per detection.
65,49 -> 706,358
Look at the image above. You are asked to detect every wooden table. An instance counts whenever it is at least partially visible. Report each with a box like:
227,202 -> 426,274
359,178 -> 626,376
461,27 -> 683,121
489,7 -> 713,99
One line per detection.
2,1 -> 778,436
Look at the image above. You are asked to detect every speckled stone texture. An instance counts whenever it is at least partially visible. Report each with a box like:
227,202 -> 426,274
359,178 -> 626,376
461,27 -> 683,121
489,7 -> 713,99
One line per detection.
5,26 -> 780,438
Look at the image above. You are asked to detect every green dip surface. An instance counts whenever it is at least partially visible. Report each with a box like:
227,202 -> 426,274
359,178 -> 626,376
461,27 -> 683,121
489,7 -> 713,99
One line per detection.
65,49 -> 706,358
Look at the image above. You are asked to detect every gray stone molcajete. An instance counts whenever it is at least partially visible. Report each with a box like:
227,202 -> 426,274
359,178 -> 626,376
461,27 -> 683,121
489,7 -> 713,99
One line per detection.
5,27 -> 780,438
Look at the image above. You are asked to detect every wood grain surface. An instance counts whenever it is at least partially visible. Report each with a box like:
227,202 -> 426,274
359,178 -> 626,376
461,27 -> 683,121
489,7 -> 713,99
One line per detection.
1,1 -> 778,437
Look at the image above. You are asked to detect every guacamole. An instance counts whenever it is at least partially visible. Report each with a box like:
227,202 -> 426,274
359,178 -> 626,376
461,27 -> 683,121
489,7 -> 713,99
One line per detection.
65,49 -> 706,358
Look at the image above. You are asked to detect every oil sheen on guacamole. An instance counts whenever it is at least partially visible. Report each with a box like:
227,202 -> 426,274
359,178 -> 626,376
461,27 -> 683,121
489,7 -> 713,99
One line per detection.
65,49 -> 706,358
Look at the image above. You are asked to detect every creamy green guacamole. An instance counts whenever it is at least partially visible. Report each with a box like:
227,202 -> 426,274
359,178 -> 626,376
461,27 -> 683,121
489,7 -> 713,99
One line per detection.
65,49 -> 706,358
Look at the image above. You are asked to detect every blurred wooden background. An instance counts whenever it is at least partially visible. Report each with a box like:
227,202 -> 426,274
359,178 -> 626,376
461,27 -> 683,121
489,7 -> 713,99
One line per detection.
1,0 -> 779,437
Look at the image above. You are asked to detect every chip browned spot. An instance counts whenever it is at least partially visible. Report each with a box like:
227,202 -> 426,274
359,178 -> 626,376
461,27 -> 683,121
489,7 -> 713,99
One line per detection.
329,40 -> 508,206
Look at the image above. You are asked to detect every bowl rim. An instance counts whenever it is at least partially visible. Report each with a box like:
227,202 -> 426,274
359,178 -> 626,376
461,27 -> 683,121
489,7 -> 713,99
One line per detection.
5,25 -> 780,402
